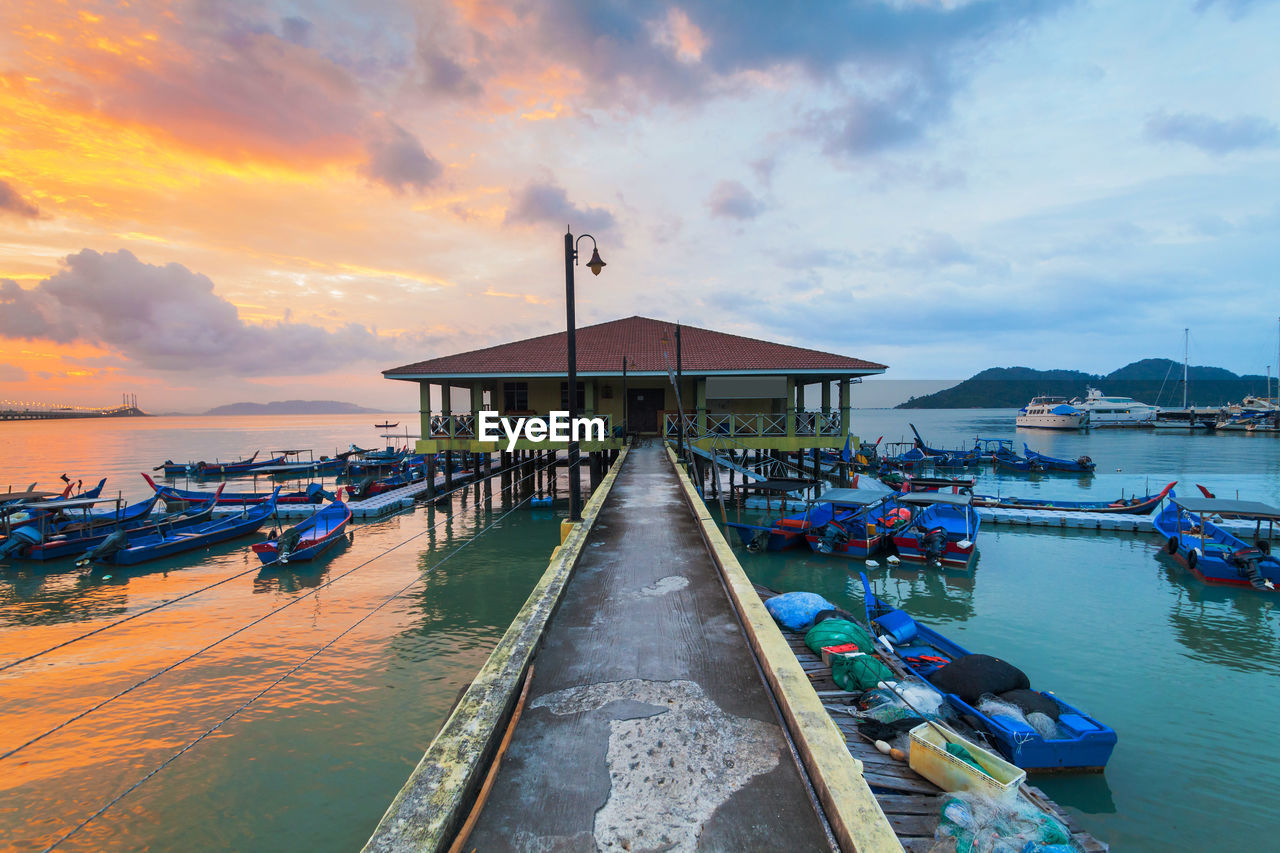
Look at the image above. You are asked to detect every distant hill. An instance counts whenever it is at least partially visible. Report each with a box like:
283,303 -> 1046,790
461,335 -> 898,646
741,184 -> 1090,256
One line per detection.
897,359 -> 1271,408
204,400 -> 385,416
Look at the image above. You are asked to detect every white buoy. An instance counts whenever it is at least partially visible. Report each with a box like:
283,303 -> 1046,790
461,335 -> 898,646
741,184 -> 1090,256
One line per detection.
958,540 -> 973,550
865,559 -> 880,568
875,740 -> 892,755
887,555 -> 901,565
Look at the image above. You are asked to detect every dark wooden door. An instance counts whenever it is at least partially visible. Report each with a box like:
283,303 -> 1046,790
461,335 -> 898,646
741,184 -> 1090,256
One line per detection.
626,388 -> 661,433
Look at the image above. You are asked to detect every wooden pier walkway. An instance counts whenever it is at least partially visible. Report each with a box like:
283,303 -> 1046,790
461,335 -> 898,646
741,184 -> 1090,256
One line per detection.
365,443 -> 901,852
460,443 -> 847,850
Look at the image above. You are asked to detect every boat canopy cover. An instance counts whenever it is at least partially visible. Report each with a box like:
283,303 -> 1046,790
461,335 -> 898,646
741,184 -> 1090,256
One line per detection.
741,478 -> 816,493
814,488 -> 892,506
898,492 -> 973,506
1171,496 -> 1280,521
1,496 -> 120,515
1050,404 -> 1080,415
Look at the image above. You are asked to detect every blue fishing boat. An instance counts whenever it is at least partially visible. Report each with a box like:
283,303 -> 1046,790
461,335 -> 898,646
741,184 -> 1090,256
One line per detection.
251,449 -> 353,478
252,501 -> 352,564
860,574 -> 1117,771
79,488 -> 280,567
972,482 -> 1176,514
141,472 -> 326,506
889,492 -> 980,568
1152,495 -> 1280,591
727,503 -> 833,552
0,477 -> 107,508
991,452 -> 1045,473
1024,444 -> 1095,473
153,451 -> 287,478
0,494 -> 173,560
799,489 -> 901,559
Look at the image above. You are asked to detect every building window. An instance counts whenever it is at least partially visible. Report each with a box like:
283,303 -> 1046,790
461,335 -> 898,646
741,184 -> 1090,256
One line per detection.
560,381 -> 586,410
503,382 -> 529,411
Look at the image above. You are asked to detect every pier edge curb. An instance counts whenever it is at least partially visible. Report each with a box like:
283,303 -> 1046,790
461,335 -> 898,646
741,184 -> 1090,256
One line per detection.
361,447 -> 629,853
666,445 -> 903,853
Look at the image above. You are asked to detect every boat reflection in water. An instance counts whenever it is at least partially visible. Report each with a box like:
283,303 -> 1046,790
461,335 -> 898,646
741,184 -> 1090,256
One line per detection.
1159,555 -> 1280,673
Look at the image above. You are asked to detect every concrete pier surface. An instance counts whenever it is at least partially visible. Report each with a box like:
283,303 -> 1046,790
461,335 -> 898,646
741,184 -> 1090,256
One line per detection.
463,444 -> 845,851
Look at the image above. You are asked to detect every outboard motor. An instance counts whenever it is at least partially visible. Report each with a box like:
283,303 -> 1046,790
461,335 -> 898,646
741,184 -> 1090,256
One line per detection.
76,529 -> 129,568
1228,547 -> 1273,590
814,521 -> 850,554
921,526 -> 949,566
276,527 -> 304,564
747,530 -> 770,553
0,525 -> 43,558
1076,455 -> 1094,470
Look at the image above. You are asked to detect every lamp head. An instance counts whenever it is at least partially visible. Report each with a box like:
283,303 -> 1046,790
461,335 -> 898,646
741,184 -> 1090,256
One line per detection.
586,247 -> 606,276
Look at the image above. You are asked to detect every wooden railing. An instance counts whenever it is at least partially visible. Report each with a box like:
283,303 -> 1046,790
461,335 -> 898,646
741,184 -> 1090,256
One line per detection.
663,410 -> 844,438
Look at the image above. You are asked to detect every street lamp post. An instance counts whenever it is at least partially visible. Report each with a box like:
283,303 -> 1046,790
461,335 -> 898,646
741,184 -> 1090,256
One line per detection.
621,356 -> 629,438
563,226 -> 606,522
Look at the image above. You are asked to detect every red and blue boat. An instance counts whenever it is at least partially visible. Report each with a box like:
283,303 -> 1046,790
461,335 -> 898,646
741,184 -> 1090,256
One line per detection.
801,489 -> 905,559
0,493 -> 173,560
1152,494 -> 1280,591
972,482 -> 1176,514
80,488 -> 279,567
153,451 -> 288,478
861,574 -> 1117,771
889,491 -> 980,568
252,500 -> 352,564
141,472 -> 326,506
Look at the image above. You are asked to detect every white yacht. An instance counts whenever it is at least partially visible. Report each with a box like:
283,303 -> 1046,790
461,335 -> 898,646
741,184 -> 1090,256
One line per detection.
1016,396 -> 1088,430
1069,387 -> 1158,427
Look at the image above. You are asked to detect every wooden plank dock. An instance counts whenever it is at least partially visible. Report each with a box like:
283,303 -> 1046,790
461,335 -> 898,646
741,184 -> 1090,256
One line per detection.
773,608 -> 1109,852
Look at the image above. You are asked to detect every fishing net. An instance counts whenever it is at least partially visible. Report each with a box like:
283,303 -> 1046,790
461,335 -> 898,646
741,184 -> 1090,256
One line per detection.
937,791 -> 1078,853
831,653 -> 895,691
804,619 -> 875,655
928,654 -> 1030,705
977,697 -> 1062,741
895,681 -> 945,718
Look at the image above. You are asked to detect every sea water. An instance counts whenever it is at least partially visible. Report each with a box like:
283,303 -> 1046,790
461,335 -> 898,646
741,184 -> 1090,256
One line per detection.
0,414 -> 565,852
723,408 -> 1280,851
3,410 -> 1278,850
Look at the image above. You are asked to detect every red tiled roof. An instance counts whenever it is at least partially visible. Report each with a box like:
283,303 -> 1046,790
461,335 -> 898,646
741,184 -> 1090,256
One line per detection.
384,316 -> 886,378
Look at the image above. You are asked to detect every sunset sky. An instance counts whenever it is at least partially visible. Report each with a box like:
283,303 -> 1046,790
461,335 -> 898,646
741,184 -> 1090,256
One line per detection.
1,0 -> 1277,412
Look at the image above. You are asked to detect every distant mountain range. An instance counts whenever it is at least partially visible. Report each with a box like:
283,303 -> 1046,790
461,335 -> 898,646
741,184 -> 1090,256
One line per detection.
204,400 -> 385,416
897,359 -> 1273,409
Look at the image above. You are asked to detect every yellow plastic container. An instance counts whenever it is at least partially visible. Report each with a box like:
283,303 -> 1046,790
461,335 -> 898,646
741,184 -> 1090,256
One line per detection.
908,723 -> 1025,802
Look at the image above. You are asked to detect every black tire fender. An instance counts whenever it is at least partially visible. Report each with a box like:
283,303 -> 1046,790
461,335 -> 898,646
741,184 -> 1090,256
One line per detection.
1165,536 -> 1179,555
1187,548 -> 1199,570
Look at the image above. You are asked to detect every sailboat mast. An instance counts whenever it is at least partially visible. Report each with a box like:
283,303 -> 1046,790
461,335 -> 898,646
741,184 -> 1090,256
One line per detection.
1183,327 -> 1188,410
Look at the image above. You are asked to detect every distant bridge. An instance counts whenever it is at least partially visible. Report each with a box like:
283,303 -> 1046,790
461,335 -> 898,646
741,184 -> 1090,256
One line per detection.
0,398 -> 148,421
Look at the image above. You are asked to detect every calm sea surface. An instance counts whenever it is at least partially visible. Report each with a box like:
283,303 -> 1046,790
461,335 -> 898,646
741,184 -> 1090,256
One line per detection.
2,410 -> 1279,851
723,409 -> 1280,852
0,414 -> 565,853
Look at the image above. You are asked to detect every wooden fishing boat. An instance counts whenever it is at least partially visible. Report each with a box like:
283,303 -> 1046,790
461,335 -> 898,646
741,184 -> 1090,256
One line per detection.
0,477 -> 107,508
991,452 -> 1045,473
889,492 -> 980,568
861,574 -> 1117,771
972,482 -> 1175,514
141,473 -> 326,505
252,501 -> 352,564
79,488 -> 279,567
1152,494 -> 1280,590
801,489 -> 901,559
251,449 -> 353,478
0,494 -> 172,560
153,451 -> 285,478
1024,444 -> 1095,473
